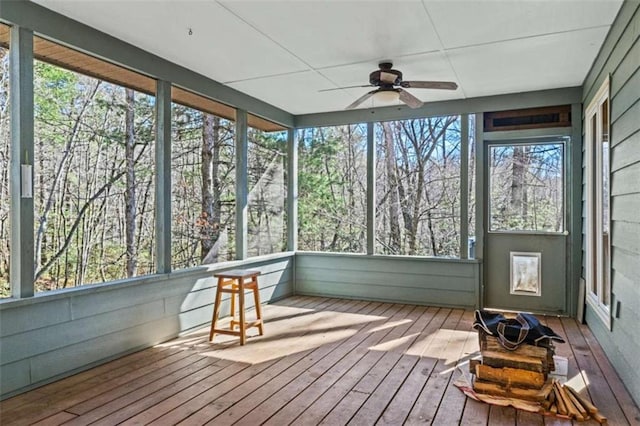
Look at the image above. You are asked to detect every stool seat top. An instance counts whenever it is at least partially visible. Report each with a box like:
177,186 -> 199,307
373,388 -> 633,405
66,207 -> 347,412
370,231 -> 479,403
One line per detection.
214,269 -> 261,279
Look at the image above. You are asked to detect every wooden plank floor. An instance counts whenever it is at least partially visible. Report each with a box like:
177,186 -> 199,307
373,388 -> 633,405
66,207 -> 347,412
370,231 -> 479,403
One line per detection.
2,296 -> 639,425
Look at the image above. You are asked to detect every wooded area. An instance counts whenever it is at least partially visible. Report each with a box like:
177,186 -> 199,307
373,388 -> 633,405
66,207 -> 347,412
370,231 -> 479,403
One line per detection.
489,143 -> 564,232
375,117 -> 464,257
0,39 -> 563,298
297,117 -> 470,257
0,47 -> 290,297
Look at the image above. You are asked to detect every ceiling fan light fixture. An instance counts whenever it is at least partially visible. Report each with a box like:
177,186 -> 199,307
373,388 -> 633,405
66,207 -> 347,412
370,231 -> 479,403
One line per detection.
373,90 -> 400,105
339,62 -> 456,110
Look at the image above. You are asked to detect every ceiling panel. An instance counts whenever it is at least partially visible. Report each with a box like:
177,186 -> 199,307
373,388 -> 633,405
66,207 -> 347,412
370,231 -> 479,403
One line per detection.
33,0 -> 309,82
425,0 -> 623,49
447,27 -> 610,98
219,0 -> 442,69
30,0 -> 623,116
228,71 -> 358,115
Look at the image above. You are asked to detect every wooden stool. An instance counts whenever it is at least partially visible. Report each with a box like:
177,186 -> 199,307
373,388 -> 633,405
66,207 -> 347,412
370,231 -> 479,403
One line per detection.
209,269 -> 264,345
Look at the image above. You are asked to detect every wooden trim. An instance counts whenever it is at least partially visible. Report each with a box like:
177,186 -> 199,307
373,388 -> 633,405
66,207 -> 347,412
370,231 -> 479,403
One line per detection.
584,77 -> 611,330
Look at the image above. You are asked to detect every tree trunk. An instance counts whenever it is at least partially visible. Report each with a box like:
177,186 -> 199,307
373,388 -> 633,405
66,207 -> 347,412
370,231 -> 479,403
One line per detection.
425,189 -> 438,256
382,122 -> 401,253
510,146 -> 526,218
200,114 -> 221,262
124,88 -> 137,277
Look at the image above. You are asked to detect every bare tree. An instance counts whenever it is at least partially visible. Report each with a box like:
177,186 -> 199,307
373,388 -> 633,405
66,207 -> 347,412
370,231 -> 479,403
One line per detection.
200,113 -> 222,261
124,88 -> 137,277
382,122 -> 401,253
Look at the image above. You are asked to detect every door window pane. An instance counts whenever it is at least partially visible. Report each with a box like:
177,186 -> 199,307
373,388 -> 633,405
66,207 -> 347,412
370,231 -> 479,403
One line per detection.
489,143 -> 564,232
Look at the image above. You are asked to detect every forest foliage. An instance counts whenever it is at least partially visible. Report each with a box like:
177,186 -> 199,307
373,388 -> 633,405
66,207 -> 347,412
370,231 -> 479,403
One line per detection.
1,43 -> 564,298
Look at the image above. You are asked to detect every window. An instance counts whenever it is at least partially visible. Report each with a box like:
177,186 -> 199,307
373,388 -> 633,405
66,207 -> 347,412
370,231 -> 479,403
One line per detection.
33,41 -> 156,292
375,116 -> 461,257
585,77 -> 611,328
298,125 -> 367,252
489,142 -> 564,233
171,91 -> 236,268
0,24 -> 10,297
247,126 -> 287,257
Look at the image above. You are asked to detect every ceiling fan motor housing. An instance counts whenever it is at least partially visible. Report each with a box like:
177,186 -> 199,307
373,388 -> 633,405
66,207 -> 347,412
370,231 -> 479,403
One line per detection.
370,66 -> 402,87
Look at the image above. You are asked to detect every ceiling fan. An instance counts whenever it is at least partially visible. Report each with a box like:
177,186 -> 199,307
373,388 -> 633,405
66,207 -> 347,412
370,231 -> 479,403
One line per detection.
322,62 -> 458,110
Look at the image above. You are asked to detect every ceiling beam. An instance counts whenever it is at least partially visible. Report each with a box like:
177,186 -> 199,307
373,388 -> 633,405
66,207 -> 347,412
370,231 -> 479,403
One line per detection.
294,87 -> 583,128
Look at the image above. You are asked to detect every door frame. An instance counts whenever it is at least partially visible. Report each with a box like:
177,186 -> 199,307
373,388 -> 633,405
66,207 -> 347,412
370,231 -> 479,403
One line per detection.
483,136 -> 569,314
474,112 -> 581,316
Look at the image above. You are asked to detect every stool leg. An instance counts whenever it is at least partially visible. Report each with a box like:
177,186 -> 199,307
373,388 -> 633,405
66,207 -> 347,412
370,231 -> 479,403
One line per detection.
239,279 -> 246,345
209,277 -> 224,341
230,283 -> 237,330
252,276 -> 264,335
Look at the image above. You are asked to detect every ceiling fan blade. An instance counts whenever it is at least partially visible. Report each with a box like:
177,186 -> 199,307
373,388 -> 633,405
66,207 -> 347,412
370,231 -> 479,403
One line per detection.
318,84 -> 374,93
398,89 -> 424,109
346,89 -> 378,109
401,81 -> 458,90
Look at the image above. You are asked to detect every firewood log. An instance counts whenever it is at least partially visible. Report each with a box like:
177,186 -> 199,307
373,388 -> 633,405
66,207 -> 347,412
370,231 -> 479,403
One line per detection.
564,384 -> 598,414
469,359 -> 481,374
482,350 -> 544,373
548,386 -> 556,405
475,364 -> 545,389
566,388 -> 589,418
554,386 -> 568,415
554,381 -> 583,421
473,378 -> 553,401
592,411 -> 608,424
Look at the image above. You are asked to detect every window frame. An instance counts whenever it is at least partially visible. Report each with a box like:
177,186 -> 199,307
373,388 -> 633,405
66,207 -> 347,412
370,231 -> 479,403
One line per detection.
486,139 -> 567,235
584,76 -> 611,329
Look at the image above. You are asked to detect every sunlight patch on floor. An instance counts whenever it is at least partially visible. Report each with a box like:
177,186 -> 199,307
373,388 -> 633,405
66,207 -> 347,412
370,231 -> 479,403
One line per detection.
196,310 -> 386,364
564,371 -> 589,392
368,333 -> 419,353
369,318 -> 412,333
416,329 -> 477,363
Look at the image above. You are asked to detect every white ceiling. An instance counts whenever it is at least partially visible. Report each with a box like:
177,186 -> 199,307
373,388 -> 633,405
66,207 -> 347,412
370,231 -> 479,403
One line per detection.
32,0 -> 623,115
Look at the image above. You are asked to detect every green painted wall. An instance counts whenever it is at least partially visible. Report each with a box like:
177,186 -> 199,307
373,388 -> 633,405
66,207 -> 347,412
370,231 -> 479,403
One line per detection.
582,0 -> 640,407
295,253 -> 480,308
0,254 -> 294,399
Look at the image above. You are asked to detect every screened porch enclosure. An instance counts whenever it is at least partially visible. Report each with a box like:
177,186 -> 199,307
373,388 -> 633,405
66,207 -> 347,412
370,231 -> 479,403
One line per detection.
1,0 -> 639,421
